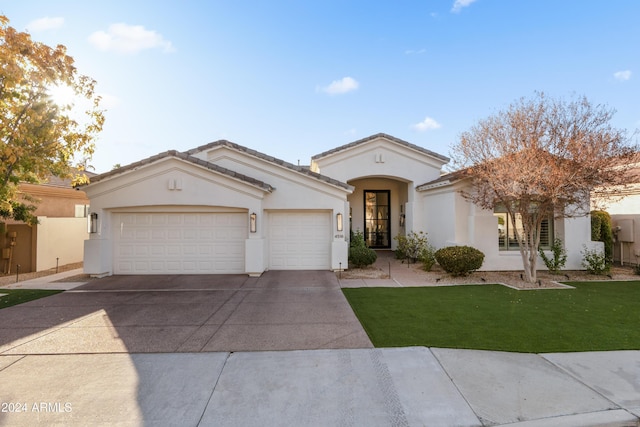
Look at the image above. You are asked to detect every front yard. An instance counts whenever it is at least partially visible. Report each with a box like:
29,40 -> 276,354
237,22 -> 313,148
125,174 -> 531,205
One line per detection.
343,281 -> 640,353
0,289 -> 63,309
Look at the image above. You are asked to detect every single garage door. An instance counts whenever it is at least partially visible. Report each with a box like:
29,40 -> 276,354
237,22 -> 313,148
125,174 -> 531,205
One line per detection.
269,211 -> 331,270
113,212 -> 247,274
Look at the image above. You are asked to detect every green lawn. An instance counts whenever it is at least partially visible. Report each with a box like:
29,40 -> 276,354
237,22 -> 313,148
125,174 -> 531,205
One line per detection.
0,289 -> 63,309
342,281 -> 640,353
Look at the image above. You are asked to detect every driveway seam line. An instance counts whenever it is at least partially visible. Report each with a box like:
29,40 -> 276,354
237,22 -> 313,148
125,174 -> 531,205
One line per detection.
539,353 -> 625,411
0,354 -> 26,371
196,351 -> 231,426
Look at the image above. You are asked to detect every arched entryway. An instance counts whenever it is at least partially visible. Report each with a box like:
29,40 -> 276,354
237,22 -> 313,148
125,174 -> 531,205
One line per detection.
347,177 -> 410,250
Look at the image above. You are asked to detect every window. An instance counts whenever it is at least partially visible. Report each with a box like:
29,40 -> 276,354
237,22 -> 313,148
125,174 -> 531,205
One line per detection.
75,204 -> 90,218
494,210 -> 553,251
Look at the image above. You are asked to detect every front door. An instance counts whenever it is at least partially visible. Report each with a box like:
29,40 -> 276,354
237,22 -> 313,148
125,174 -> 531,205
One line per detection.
364,190 -> 390,248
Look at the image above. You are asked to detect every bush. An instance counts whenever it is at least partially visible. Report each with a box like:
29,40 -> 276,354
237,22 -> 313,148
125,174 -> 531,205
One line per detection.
349,230 -> 377,268
539,238 -> 567,274
591,211 -> 613,266
418,245 -> 437,272
394,231 -> 430,263
434,245 -> 485,277
581,245 -> 610,275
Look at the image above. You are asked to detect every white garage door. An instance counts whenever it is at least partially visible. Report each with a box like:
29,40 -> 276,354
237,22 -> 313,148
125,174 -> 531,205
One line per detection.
269,211 -> 331,270
113,212 -> 247,274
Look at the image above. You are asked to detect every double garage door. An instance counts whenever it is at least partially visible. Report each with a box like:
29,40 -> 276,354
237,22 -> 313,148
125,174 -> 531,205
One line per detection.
113,212 -> 247,274
112,211 -> 331,274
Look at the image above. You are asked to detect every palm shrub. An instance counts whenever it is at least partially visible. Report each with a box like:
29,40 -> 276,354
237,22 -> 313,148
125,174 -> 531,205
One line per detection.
434,245 -> 485,277
349,230 -> 377,267
538,238 -> 567,274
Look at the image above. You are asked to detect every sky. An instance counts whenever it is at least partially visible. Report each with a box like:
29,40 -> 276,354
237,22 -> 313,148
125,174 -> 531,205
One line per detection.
1,1 -> 639,173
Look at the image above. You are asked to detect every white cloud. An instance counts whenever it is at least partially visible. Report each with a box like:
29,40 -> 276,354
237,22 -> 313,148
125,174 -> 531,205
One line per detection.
451,0 -> 477,13
614,70 -> 632,81
412,117 -> 442,132
26,17 -> 64,32
88,23 -> 175,54
320,77 -> 359,95
405,48 -> 426,55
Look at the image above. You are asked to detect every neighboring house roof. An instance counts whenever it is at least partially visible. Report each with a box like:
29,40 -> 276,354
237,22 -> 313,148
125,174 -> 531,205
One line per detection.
19,170 -> 97,189
311,132 -> 450,163
85,150 -> 275,192
186,139 -> 352,191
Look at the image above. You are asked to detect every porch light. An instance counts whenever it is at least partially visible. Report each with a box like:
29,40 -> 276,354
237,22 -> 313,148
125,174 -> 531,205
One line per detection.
250,212 -> 257,233
89,212 -> 99,234
336,213 -> 343,232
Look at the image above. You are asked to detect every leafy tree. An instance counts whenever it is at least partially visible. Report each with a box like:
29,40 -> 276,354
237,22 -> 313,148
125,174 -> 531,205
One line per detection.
0,15 -> 104,224
451,92 -> 637,283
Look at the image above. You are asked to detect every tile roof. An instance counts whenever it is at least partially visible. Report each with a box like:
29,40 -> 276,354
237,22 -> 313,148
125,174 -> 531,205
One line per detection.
32,169 -> 98,188
416,168 -> 472,190
186,139 -> 352,190
311,133 -> 450,163
84,150 -> 275,192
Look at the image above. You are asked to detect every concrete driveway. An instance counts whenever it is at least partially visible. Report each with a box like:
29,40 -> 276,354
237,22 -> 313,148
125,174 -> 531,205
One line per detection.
0,270 -> 373,354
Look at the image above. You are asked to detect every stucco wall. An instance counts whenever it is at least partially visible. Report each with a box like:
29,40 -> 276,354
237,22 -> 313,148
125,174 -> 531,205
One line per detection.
420,183 -> 596,271
35,217 -> 88,271
19,183 -> 90,217
420,188 -> 458,250
312,139 -> 445,186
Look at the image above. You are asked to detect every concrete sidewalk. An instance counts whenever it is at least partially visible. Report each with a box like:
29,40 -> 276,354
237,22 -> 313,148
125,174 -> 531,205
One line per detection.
0,268 -> 88,290
0,348 -> 638,426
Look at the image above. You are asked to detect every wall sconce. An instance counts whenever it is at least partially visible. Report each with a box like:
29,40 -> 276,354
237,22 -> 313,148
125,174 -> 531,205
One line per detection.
89,212 -> 99,234
250,212 -> 257,233
336,213 -> 343,232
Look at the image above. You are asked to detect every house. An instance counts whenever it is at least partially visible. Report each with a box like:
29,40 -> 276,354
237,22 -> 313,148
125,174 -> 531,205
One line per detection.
591,169 -> 640,266
1,175 -> 92,274
82,133 -> 596,276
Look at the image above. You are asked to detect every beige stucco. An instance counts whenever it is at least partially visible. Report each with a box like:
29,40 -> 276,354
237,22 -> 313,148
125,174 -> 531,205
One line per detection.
1,182 -> 90,274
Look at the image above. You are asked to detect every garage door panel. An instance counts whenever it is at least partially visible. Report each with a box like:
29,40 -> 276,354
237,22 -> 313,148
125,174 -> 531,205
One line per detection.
114,212 -> 247,274
269,212 -> 330,270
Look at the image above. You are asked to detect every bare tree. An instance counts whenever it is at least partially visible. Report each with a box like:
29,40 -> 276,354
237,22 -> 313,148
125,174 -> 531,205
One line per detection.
451,92 -> 638,283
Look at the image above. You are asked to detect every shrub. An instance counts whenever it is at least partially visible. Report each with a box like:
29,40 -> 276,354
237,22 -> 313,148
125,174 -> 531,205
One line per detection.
434,245 -> 485,277
591,211 -> 613,266
394,231 -> 428,262
418,245 -> 437,272
349,230 -> 377,268
539,238 -> 567,274
581,245 -> 610,275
